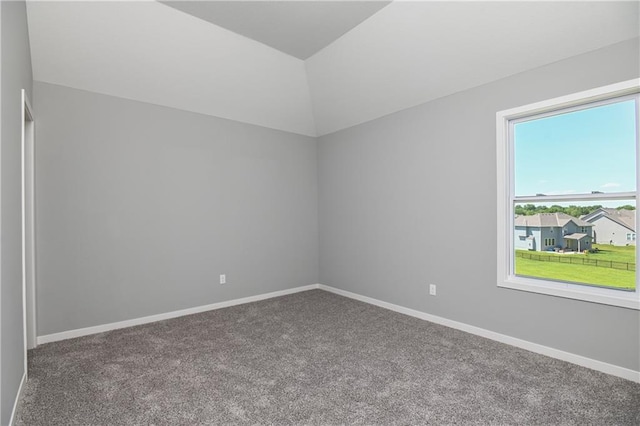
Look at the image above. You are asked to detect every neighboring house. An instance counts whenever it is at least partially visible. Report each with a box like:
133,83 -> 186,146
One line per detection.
514,213 -> 594,252
581,208 -> 636,246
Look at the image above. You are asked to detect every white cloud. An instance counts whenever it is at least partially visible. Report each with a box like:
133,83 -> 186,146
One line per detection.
600,182 -> 621,188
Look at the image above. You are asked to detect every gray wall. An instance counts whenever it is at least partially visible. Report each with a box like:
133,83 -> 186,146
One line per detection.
29,35 -> 640,381
1,1 -> 33,424
318,38 -> 640,371
33,82 -> 318,336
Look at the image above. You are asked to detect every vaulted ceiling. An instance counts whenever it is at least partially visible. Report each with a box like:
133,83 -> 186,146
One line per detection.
161,1 -> 392,59
26,1 -> 639,137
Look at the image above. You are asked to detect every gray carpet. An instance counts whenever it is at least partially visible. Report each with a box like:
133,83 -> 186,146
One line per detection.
16,289 -> 640,425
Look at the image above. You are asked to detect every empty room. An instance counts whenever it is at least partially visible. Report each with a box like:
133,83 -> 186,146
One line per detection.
1,0 -> 639,424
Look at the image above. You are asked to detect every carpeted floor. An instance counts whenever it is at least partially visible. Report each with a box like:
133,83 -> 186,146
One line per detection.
16,289 -> 640,425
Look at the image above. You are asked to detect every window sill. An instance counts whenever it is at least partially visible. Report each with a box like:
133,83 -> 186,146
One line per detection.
498,276 -> 640,310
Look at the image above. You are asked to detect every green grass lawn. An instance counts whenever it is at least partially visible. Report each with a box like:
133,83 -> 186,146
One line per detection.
590,244 -> 636,263
515,243 -> 636,291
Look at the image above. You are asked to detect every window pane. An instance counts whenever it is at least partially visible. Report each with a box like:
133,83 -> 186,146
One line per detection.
514,201 -> 636,291
514,99 -> 636,197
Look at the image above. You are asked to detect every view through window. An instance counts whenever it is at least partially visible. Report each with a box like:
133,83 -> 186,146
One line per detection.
513,98 -> 637,292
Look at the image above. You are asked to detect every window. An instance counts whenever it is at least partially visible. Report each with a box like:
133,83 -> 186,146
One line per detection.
497,79 -> 640,310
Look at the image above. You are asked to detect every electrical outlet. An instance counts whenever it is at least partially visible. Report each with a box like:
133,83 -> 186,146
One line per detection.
429,284 -> 436,296
220,274 -> 226,285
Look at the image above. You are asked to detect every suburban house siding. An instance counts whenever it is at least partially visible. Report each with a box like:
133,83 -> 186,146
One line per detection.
514,213 -> 593,252
515,227 -> 538,251
582,208 -> 636,246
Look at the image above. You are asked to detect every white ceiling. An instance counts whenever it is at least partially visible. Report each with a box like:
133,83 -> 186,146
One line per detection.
160,1 -> 391,59
26,1 -> 640,137
306,1 -> 640,135
27,1 -> 317,136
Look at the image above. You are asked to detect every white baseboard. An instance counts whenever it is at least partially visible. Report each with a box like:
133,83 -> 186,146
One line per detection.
37,284 -> 320,345
318,284 -> 640,383
36,282 -> 639,383
9,372 -> 27,426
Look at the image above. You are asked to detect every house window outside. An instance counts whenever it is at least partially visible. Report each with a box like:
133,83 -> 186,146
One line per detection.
497,79 -> 639,310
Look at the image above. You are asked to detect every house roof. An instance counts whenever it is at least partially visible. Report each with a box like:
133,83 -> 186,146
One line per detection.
582,208 -> 635,232
514,213 -> 592,228
563,233 -> 589,240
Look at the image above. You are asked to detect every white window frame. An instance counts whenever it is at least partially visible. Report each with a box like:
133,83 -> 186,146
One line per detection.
497,79 -> 640,310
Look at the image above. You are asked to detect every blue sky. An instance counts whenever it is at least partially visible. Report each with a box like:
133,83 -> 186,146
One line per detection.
514,99 -> 637,201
